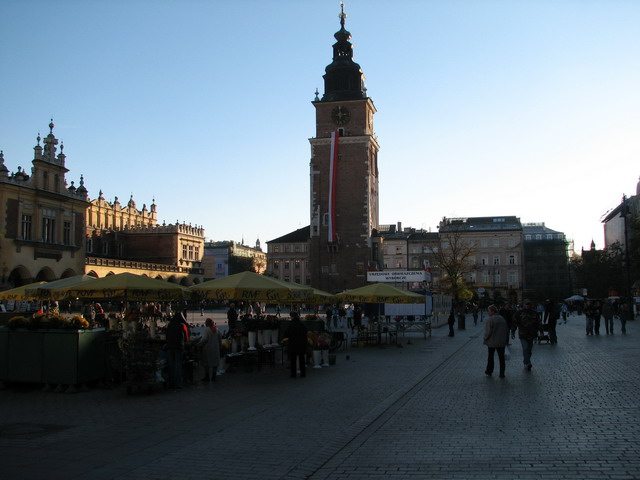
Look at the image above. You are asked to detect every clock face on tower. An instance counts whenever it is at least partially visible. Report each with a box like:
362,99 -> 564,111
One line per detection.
331,106 -> 350,126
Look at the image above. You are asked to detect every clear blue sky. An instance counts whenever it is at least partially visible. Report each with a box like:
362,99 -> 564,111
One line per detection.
2,0 -> 638,253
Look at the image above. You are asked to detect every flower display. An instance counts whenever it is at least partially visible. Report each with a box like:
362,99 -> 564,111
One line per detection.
6,313 -> 91,330
307,331 -> 331,350
220,338 -> 232,355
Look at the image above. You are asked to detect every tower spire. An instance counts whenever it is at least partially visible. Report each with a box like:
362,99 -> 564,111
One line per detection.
321,1 -> 366,102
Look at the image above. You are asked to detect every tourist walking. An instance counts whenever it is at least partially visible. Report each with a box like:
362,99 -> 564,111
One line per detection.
602,300 -> 614,335
561,302 -> 569,323
543,299 -> 559,344
483,305 -> 509,378
584,300 -> 599,336
511,300 -> 540,371
447,308 -> 455,337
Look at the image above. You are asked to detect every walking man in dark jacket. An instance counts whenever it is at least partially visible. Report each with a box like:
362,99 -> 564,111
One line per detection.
511,300 -> 540,371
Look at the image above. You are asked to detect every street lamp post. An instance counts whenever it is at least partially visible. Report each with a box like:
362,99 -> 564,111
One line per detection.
622,195 -> 632,330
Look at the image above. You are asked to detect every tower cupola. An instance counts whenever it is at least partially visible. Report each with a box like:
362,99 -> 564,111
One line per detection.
321,2 -> 366,102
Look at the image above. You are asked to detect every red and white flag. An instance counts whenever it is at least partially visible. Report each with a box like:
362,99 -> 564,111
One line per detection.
328,130 -> 340,243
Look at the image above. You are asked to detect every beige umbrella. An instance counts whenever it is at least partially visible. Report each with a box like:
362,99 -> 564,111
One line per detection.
336,283 -> 424,304
0,281 -> 47,301
56,272 -> 190,301
190,271 -> 312,303
25,274 -> 97,300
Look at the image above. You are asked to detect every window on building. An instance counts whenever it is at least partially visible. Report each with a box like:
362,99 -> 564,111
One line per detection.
182,244 -> 187,259
536,234 -> 542,240
294,245 -> 300,252
306,277 -> 311,285
482,271 -> 489,283
411,258 -> 420,268
508,238 -> 516,247
481,239 -> 488,248
102,242 -> 109,255
481,256 -> 488,265
63,221 -> 71,245
284,245 -> 290,252
294,276 -> 301,284
493,256 -> 500,265
330,263 -> 337,273
508,271 -> 518,285
86,238 -> 93,253
284,261 -> 290,270
525,235 -> 532,240
396,261 -> 402,268
195,247 -> 200,259
322,213 -> 329,225
356,263 -> 365,276
42,216 -> 55,244
509,255 -> 516,265
395,246 -> 402,255
188,245 -> 194,260
21,214 -> 33,240
494,272 -> 501,284
493,238 -> 500,247
274,245 -> 280,253
547,234 -> 553,240
321,265 -> 329,274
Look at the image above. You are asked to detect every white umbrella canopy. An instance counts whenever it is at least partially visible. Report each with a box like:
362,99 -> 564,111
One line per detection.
565,295 -> 584,302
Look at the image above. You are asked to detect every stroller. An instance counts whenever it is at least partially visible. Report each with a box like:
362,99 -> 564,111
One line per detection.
537,322 -> 552,344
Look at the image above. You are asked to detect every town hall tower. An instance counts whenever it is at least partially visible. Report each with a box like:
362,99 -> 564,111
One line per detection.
309,5 -> 381,292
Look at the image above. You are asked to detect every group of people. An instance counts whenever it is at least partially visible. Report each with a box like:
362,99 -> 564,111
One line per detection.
165,311 -> 222,389
584,299 -> 628,335
324,304 -> 362,330
483,300 -> 541,378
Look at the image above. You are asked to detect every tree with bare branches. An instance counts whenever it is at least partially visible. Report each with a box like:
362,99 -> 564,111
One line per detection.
431,230 -> 476,302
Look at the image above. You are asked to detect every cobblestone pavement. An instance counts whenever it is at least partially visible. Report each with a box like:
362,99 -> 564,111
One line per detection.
0,315 -> 638,479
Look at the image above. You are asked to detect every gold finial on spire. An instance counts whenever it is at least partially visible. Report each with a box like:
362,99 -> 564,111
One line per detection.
339,1 -> 346,26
